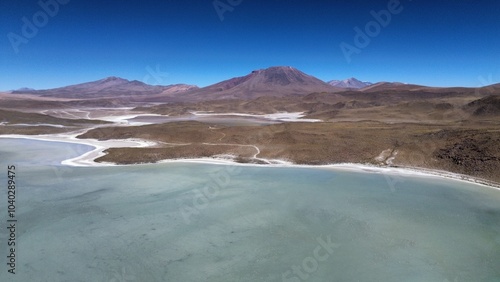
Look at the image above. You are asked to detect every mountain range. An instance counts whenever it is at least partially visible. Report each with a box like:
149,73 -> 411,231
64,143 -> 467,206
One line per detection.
328,78 -> 372,89
11,66 -> 500,102
13,76 -> 198,99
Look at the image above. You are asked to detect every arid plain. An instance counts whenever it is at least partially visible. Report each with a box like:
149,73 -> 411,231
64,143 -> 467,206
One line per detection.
1,67 -> 499,185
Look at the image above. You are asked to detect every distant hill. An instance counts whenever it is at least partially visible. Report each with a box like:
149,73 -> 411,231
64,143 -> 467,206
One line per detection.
328,78 -> 372,89
480,83 -> 500,93
156,66 -> 343,102
12,77 -> 198,99
15,87 -> 36,92
359,82 -> 428,92
464,95 -> 500,117
358,82 -> 482,95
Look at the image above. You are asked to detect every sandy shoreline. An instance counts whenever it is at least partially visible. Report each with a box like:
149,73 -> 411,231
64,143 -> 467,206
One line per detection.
1,133 -> 499,191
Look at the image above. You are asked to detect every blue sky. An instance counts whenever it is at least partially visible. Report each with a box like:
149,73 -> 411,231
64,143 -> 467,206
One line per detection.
1,0 -> 500,90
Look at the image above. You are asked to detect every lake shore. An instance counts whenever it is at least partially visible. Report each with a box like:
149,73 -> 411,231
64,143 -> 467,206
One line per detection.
0,132 -> 156,166
1,133 -> 499,191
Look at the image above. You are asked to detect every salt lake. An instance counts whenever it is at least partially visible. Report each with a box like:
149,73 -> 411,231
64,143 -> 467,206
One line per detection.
0,138 -> 499,281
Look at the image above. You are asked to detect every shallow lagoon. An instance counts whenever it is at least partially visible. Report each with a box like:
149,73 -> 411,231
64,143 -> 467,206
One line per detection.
0,139 -> 499,281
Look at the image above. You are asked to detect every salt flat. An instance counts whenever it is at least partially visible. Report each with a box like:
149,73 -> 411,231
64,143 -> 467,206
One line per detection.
191,111 -> 322,122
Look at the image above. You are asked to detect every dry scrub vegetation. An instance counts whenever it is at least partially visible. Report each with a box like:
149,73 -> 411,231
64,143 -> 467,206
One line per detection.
78,120 -> 500,183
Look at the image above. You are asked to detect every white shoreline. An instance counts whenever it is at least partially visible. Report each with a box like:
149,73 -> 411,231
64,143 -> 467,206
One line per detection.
158,159 -> 500,191
0,134 -> 499,191
0,132 -> 157,167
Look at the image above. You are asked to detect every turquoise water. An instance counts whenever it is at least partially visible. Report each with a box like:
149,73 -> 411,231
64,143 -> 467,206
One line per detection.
0,139 -> 499,281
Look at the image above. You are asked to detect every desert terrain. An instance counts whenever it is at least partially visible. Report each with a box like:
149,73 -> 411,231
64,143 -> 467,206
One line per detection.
1,67 -> 499,184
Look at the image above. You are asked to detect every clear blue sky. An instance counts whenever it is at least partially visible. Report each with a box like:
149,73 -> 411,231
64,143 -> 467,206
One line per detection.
1,0 -> 500,90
